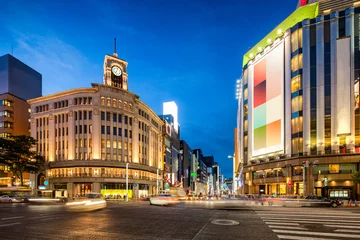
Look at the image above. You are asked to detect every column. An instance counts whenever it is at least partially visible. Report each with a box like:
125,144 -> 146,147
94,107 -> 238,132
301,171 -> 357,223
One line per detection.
302,19 -> 311,155
330,12 -> 339,153
49,113 -> 55,162
132,117 -> 139,163
67,182 -> 74,199
93,182 -> 101,193
316,16 -> 325,154
286,164 -> 293,195
68,110 -> 75,160
284,30 -> 292,156
346,8 -> 355,152
92,108 -> 101,160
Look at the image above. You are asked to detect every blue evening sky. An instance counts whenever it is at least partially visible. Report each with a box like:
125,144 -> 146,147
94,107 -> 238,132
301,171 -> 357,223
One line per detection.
0,0 -> 297,177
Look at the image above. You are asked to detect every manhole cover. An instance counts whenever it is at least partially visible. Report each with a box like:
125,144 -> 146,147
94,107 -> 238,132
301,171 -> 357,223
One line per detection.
211,219 -> 240,226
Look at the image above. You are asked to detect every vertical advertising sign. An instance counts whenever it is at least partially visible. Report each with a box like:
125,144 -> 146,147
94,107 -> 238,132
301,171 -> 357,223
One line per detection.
251,41 -> 284,157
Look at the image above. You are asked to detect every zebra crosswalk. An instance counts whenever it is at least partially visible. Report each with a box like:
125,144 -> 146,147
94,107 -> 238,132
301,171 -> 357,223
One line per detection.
255,208 -> 360,240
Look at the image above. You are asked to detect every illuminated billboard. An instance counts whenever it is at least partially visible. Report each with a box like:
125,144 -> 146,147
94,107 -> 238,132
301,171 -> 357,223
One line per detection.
250,41 -> 284,157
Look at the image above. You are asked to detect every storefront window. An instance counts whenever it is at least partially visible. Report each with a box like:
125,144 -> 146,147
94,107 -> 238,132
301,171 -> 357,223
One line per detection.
293,166 -> 304,176
329,164 -> 339,173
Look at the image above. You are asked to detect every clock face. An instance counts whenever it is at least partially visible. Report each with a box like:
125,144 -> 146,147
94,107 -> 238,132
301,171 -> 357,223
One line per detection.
112,66 -> 122,76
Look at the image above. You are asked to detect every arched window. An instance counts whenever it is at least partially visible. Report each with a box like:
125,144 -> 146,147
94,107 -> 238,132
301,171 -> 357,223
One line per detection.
129,104 -> 132,111
124,102 -> 127,110
113,99 -> 117,108
101,97 -> 105,106
106,98 -> 111,107
118,100 -> 122,109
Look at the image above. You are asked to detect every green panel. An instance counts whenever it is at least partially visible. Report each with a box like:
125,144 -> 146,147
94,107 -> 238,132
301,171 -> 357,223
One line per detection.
254,103 -> 266,128
243,3 -> 319,67
254,125 -> 266,150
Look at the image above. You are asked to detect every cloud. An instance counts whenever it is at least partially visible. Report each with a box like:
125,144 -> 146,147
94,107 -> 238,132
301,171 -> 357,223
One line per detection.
6,30 -> 100,95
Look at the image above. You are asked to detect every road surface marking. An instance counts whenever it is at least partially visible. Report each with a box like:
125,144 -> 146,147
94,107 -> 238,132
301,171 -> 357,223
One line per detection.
268,225 -> 307,230
262,219 -> 360,225
277,235 -> 338,240
272,229 -> 360,238
324,225 -> 360,229
1,216 -> 24,220
0,222 -> 21,227
258,214 -> 360,219
261,217 -> 360,224
265,222 -> 299,226
334,229 -> 360,233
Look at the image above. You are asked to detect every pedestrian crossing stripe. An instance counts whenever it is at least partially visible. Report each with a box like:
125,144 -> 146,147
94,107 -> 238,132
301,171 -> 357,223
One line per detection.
255,208 -> 360,240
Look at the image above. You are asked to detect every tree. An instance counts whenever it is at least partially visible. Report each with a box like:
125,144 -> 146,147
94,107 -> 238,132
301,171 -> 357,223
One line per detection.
353,171 -> 360,185
0,135 -> 45,186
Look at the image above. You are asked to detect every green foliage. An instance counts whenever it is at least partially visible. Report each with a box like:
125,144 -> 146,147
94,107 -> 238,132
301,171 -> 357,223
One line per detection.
353,171 -> 360,185
0,135 -> 45,186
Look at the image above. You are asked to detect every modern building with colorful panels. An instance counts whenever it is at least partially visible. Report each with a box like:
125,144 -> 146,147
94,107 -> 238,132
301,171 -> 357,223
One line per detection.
236,0 -> 360,200
28,50 -> 164,199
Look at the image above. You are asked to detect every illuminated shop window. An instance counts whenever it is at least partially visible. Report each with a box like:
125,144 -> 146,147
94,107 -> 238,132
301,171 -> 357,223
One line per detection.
329,164 -> 339,173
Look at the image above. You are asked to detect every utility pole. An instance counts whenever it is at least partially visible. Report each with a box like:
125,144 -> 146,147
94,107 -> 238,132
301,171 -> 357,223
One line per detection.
156,168 -> 159,195
126,163 -> 129,202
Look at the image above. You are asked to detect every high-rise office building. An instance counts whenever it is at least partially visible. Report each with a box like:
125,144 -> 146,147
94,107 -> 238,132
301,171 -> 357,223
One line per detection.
237,0 -> 360,200
0,54 -> 42,187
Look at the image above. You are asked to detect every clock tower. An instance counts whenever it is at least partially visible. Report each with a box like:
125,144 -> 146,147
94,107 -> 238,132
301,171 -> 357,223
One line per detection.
103,38 -> 129,91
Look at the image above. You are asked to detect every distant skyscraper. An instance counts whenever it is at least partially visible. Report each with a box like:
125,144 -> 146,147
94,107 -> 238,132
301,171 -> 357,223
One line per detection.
0,53 -> 42,188
0,54 -> 42,138
163,101 -> 179,134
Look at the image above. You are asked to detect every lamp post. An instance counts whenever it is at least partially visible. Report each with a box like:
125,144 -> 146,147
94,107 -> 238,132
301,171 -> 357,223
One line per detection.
126,162 -> 129,202
156,168 -> 159,195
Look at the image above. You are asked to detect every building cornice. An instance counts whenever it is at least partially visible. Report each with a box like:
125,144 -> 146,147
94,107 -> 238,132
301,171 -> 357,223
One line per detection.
28,87 -> 97,104
47,160 -> 162,174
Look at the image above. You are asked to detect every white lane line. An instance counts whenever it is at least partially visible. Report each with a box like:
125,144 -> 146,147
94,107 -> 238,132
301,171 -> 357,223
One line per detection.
261,217 -> 360,224
28,215 -> 59,220
38,217 -> 59,221
258,214 -> 360,219
1,216 -> 24,220
324,225 -> 360,229
255,211 -> 360,216
268,225 -> 307,230
334,229 -> 360,233
262,219 -> 360,225
277,235 -> 338,240
272,229 -> 360,238
265,222 -> 299,226
0,222 -> 21,227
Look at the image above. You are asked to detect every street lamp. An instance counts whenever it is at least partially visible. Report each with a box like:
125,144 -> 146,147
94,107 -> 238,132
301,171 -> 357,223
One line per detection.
156,168 -> 159,195
126,163 -> 129,202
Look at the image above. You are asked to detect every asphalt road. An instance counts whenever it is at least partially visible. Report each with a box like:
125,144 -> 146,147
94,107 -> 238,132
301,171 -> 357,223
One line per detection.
0,201 -> 359,240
